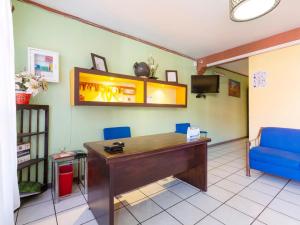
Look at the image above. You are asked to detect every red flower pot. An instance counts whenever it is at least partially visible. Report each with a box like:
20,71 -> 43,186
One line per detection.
16,92 -> 32,104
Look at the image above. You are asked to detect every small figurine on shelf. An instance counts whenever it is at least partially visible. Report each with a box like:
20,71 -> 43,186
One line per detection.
15,71 -> 48,104
147,56 -> 159,79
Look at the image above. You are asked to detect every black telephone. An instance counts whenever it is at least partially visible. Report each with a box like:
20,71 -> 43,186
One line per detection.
104,141 -> 125,154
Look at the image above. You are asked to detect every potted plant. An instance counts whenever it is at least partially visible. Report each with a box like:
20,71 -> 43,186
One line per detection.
147,56 -> 159,79
15,71 -> 48,104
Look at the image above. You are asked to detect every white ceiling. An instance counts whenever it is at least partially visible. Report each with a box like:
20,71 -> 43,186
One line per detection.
31,0 -> 300,59
219,58 -> 249,75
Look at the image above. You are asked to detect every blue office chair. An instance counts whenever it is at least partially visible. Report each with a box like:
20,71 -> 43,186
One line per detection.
103,126 -> 131,140
175,123 -> 190,134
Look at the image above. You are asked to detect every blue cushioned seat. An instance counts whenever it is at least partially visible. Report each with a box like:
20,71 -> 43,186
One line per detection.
248,127 -> 300,181
103,126 -> 131,140
175,123 -> 190,134
250,146 -> 300,169
260,127 -> 300,153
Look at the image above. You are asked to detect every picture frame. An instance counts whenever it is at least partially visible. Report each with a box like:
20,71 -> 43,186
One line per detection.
166,70 -> 178,83
28,47 -> 59,83
91,53 -> 108,72
228,79 -> 241,98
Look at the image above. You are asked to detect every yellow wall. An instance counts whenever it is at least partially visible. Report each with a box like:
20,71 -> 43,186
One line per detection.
249,44 -> 300,139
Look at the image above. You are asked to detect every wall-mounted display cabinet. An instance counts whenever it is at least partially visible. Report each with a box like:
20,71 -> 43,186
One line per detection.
70,67 -> 187,107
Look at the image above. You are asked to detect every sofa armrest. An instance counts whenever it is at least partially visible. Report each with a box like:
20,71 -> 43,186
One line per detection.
246,128 -> 262,176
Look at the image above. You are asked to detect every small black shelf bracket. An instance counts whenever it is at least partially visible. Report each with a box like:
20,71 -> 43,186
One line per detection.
196,93 -> 206,99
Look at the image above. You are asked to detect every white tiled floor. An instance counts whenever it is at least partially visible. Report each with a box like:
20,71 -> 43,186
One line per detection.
15,139 -> 300,225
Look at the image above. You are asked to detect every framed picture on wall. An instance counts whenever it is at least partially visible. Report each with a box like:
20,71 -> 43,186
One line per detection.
228,79 -> 241,98
166,70 -> 178,83
91,53 -> 108,72
28,47 -> 59,82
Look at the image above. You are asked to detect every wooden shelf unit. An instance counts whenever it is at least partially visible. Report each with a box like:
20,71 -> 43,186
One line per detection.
70,67 -> 187,107
17,104 -> 49,195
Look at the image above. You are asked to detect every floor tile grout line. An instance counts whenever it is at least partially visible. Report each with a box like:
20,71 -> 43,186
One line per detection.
193,214 -> 226,225
281,187 -> 300,195
54,191 -> 88,215
135,179 -> 224,225
18,197 -> 53,210
14,208 -> 19,225
50,182 -> 59,225
207,164 -> 294,215
254,177 -> 287,189
243,180 -> 287,198
80,217 -> 99,225
19,198 -> 53,210
260,207 -> 300,222
122,195 -> 161,224
19,188 -> 83,210
137,184 -> 187,225
276,195 -> 300,208
234,174 -> 300,207
17,190 -> 58,225
249,180 -> 291,225
207,167 -> 252,194
200,171 -> 265,223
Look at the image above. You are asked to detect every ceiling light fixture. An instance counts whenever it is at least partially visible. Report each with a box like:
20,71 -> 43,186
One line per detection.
230,0 -> 281,22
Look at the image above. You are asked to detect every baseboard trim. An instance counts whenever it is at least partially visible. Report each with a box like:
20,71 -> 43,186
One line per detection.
208,136 -> 248,148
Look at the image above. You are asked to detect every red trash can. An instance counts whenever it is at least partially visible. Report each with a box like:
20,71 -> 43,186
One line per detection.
59,164 -> 73,197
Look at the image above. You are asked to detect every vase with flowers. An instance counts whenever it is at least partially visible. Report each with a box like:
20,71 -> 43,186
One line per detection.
15,71 -> 48,104
147,56 -> 159,79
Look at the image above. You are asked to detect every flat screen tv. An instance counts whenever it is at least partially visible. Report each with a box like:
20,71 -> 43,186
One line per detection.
191,75 -> 220,94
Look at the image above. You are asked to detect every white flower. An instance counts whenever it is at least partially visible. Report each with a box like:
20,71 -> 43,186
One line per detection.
15,71 -> 48,96
15,77 -> 22,83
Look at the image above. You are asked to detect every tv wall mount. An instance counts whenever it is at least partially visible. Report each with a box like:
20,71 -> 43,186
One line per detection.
196,93 -> 206,99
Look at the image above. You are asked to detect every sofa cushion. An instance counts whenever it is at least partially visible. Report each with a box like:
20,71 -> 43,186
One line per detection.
250,146 -> 300,169
260,127 -> 300,153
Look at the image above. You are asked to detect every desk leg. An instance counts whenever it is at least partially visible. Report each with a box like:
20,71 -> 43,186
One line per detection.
54,162 -> 60,203
84,157 -> 88,194
88,150 -> 113,225
175,145 -> 207,191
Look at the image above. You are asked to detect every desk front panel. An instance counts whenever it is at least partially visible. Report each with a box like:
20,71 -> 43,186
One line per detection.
111,143 -> 206,195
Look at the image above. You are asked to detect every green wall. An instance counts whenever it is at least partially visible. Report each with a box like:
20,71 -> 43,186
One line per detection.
13,1 -> 248,158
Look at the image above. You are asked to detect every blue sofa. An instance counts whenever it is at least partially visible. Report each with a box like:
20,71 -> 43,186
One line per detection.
247,127 -> 300,181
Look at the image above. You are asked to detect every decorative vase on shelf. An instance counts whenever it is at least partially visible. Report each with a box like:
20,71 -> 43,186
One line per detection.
16,91 -> 32,105
133,62 -> 150,78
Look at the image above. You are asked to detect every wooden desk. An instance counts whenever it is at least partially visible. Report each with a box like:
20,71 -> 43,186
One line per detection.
84,133 -> 211,225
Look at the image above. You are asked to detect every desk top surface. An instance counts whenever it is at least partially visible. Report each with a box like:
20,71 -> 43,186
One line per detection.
84,133 -> 210,162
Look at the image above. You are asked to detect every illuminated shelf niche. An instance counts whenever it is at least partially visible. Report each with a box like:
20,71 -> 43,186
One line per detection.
146,82 -> 186,106
70,68 -> 144,106
79,73 -> 144,103
70,67 -> 187,107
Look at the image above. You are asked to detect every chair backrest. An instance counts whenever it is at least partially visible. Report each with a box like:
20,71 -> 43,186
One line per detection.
175,123 -> 191,134
260,127 -> 300,153
103,126 -> 131,140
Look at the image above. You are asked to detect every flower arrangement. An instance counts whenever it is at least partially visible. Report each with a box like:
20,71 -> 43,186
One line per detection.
147,56 -> 159,78
15,71 -> 48,96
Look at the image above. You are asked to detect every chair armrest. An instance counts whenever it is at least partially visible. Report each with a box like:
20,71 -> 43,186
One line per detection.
247,138 -> 259,149
247,127 -> 262,149
246,139 -> 256,176
246,128 -> 262,176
